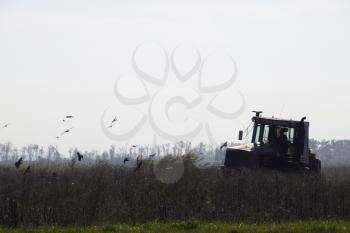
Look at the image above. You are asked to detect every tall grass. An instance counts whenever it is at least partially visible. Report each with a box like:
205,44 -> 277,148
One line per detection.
0,155 -> 350,226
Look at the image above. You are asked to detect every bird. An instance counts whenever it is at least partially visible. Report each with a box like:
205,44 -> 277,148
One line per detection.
55,136 -> 60,139
111,116 -> 117,124
24,166 -> 31,174
123,157 -> 129,165
61,127 -> 73,135
132,145 -> 137,148
14,158 -> 23,169
77,152 -> 83,161
106,116 -> 118,129
149,153 -> 156,158
62,116 -> 74,122
134,156 -> 143,172
220,141 -> 228,150
3,123 -> 10,128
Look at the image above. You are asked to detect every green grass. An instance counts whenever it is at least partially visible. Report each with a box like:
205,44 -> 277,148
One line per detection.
1,221 -> 350,233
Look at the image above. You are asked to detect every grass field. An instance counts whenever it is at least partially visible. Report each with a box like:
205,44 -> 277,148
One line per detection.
0,221 -> 350,233
1,162 -> 350,226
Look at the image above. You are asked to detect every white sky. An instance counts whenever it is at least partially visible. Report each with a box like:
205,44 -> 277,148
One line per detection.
0,0 -> 349,153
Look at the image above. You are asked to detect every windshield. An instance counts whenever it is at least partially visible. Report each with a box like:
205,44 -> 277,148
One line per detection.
253,124 -> 296,144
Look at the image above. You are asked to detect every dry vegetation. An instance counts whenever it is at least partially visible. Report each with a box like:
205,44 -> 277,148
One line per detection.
0,155 -> 350,227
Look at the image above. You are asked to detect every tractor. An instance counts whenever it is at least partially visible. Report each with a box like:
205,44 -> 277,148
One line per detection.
224,111 -> 321,172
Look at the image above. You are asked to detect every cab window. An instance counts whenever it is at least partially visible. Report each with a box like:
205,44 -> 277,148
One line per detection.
262,125 -> 270,143
287,128 -> 295,143
253,124 -> 261,143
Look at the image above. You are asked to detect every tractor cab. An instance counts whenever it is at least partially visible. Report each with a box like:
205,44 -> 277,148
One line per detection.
225,111 -> 321,171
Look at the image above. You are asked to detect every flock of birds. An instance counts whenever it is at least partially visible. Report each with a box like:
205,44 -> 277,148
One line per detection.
14,151 -> 157,173
55,115 -> 76,139
55,115 -> 119,139
4,114 -> 230,173
8,114 -> 165,173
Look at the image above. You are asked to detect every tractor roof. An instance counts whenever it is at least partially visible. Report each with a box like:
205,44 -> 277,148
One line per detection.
252,116 -> 309,128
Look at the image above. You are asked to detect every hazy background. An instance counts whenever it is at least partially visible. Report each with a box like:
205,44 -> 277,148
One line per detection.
0,0 -> 349,153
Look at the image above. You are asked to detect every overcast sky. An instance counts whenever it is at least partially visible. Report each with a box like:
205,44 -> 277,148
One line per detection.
0,0 -> 349,153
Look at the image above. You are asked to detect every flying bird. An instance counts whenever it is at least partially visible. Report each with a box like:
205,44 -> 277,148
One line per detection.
107,124 -> 114,128
55,136 -> 60,139
111,116 -> 117,124
77,152 -> 83,161
61,127 -> 74,135
63,116 -> 74,122
3,123 -> 10,128
149,153 -> 156,158
132,145 -> 137,148
134,156 -> 143,172
123,157 -> 129,165
15,158 -> 23,169
220,141 -> 228,150
24,166 -> 31,174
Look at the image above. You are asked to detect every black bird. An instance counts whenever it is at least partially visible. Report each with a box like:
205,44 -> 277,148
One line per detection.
134,156 -> 143,172
56,136 -> 60,139
77,152 -> 83,161
62,116 -> 74,122
3,123 -> 10,128
123,157 -> 129,165
111,116 -> 117,124
107,124 -> 114,128
15,158 -> 23,169
220,141 -> 228,150
61,127 -> 73,135
24,166 -> 31,174
132,145 -> 137,148
149,153 -> 156,158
